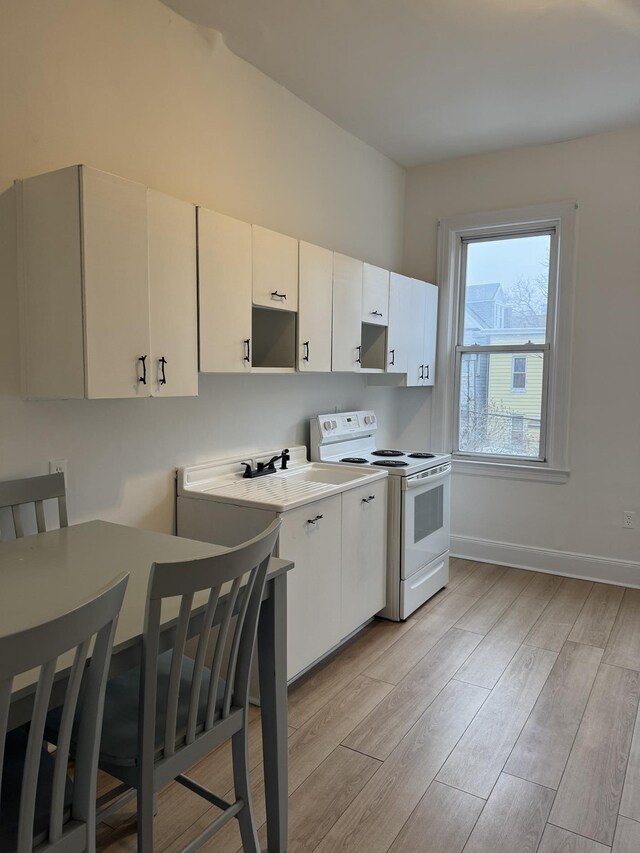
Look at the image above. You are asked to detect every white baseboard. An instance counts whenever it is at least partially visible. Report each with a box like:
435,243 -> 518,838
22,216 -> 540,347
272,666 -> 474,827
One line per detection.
451,534 -> 640,589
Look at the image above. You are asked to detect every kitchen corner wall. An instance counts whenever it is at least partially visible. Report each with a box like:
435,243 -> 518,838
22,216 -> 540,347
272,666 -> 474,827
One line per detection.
403,127 -> 640,574
0,0 -> 410,533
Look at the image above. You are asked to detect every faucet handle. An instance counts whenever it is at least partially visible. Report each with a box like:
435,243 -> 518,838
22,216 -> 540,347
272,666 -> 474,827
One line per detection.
241,462 -> 253,479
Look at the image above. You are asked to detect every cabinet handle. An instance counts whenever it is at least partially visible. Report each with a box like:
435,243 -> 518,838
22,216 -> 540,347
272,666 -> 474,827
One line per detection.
371,310 -> 383,317
303,341 -> 310,362
389,349 -> 395,366
243,339 -> 251,362
271,291 -> 287,301
356,345 -> 362,364
138,355 -> 147,385
362,495 -> 376,503
307,514 -> 324,524
419,364 -> 424,380
425,364 -> 430,380
159,356 -> 167,386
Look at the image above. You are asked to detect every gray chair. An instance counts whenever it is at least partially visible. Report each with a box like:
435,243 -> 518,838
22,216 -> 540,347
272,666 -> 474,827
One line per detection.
0,573 -> 128,852
52,519 -> 281,852
0,474 -> 68,540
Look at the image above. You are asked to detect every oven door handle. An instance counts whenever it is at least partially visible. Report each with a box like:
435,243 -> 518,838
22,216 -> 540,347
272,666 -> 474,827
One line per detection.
404,464 -> 451,490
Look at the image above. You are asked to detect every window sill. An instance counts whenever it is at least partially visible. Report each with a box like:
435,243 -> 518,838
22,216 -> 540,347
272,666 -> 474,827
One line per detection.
452,457 -> 569,484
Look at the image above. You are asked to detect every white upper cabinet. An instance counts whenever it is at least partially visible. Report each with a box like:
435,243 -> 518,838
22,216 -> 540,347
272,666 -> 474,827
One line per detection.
18,165 -> 151,399
147,190 -> 198,396
298,241 -> 333,372
386,273 -> 411,373
252,225 -> 299,312
421,283 -> 438,386
362,263 -> 389,326
18,166 -> 200,399
198,209 -> 252,373
405,279 -> 428,387
332,253 -> 363,372
402,278 -> 438,386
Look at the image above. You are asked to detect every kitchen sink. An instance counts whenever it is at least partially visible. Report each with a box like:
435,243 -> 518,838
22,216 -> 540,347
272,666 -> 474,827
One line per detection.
178,451 -> 387,512
279,463 -> 372,486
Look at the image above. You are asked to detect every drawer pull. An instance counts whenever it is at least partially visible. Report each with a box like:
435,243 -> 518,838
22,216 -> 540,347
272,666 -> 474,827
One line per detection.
138,355 -> 147,385
307,514 -> 324,524
362,495 -> 376,504
371,310 -> 383,317
271,291 -> 287,301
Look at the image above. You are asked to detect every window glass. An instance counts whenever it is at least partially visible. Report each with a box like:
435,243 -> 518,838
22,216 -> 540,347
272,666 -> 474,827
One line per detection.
463,234 -> 550,346
458,351 -> 544,458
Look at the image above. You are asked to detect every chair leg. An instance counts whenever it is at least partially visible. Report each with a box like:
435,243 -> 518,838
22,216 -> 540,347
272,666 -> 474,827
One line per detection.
232,727 -> 260,853
136,784 -> 155,853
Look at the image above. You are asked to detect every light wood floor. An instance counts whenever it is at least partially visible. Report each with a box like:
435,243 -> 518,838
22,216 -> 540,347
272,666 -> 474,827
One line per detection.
96,559 -> 640,852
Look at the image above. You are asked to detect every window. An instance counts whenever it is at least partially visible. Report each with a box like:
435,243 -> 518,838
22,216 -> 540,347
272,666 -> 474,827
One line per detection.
435,202 -> 577,480
511,357 -> 527,392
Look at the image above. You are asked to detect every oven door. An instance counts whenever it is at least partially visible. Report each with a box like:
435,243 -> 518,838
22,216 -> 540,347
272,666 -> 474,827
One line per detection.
401,463 -> 451,580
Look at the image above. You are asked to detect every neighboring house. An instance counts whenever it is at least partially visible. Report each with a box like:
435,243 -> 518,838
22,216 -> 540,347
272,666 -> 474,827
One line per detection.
460,284 -> 545,455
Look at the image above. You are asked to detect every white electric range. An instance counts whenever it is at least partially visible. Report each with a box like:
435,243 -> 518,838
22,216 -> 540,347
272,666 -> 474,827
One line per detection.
311,410 -> 451,620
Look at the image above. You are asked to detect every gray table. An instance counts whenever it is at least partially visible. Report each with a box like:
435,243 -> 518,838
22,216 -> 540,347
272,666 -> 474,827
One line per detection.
0,520 -> 291,852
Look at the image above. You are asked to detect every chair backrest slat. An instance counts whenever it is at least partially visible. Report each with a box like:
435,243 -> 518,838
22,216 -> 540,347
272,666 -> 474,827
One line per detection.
49,638 -> 90,842
34,501 -> 46,534
0,677 -> 13,808
164,593 -> 194,758
17,658 -> 57,853
142,520 -> 281,761
186,586 -> 221,745
205,576 -> 241,731
0,473 -> 68,540
222,568 -> 258,719
0,573 -> 128,852
11,505 -> 24,539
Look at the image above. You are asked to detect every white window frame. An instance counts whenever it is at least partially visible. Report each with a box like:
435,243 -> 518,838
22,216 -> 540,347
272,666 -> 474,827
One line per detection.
434,202 -> 577,483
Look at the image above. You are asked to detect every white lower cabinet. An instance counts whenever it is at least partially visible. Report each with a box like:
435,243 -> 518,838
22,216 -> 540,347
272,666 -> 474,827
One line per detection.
341,479 -> 387,636
279,479 -> 387,681
279,495 -> 342,680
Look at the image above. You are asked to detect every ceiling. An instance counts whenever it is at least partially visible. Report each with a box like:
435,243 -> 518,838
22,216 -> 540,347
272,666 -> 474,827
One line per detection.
162,0 -> 640,166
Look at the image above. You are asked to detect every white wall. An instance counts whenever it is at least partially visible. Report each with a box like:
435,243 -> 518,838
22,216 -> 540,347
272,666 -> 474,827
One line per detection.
0,0 -> 408,534
403,128 -> 640,576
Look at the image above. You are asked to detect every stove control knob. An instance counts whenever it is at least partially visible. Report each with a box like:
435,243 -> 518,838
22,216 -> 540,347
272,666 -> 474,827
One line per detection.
364,415 -> 372,425
331,420 -> 337,429
323,420 -> 332,431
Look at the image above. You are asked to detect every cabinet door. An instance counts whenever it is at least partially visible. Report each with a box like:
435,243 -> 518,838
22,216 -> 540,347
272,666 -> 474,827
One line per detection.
198,209 -> 252,373
298,241 -> 332,372
362,263 -> 389,326
81,167 -> 150,398
341,479 -> 387,636
147,190 -> 198,396
279,496 -> 342,680
404,279 -> 427,387
252,225 -> 299,312
386,273 -> 410,373
332,253 -> 363,372
421,282 -> 438,387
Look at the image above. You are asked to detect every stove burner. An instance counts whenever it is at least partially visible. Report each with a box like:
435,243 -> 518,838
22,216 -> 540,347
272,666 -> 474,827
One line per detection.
408,452 -> 436,459
372,460 -> 409,467
341,457 -> 368,464
371,450 -> 405,457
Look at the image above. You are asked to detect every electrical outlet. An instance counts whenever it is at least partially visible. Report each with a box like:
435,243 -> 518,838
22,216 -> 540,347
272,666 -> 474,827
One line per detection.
49,459 -> 68,482
623,511 -> 637,530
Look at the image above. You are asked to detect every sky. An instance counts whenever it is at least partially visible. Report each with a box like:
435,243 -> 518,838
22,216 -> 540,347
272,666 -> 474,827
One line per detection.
466,234 -> 550,293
